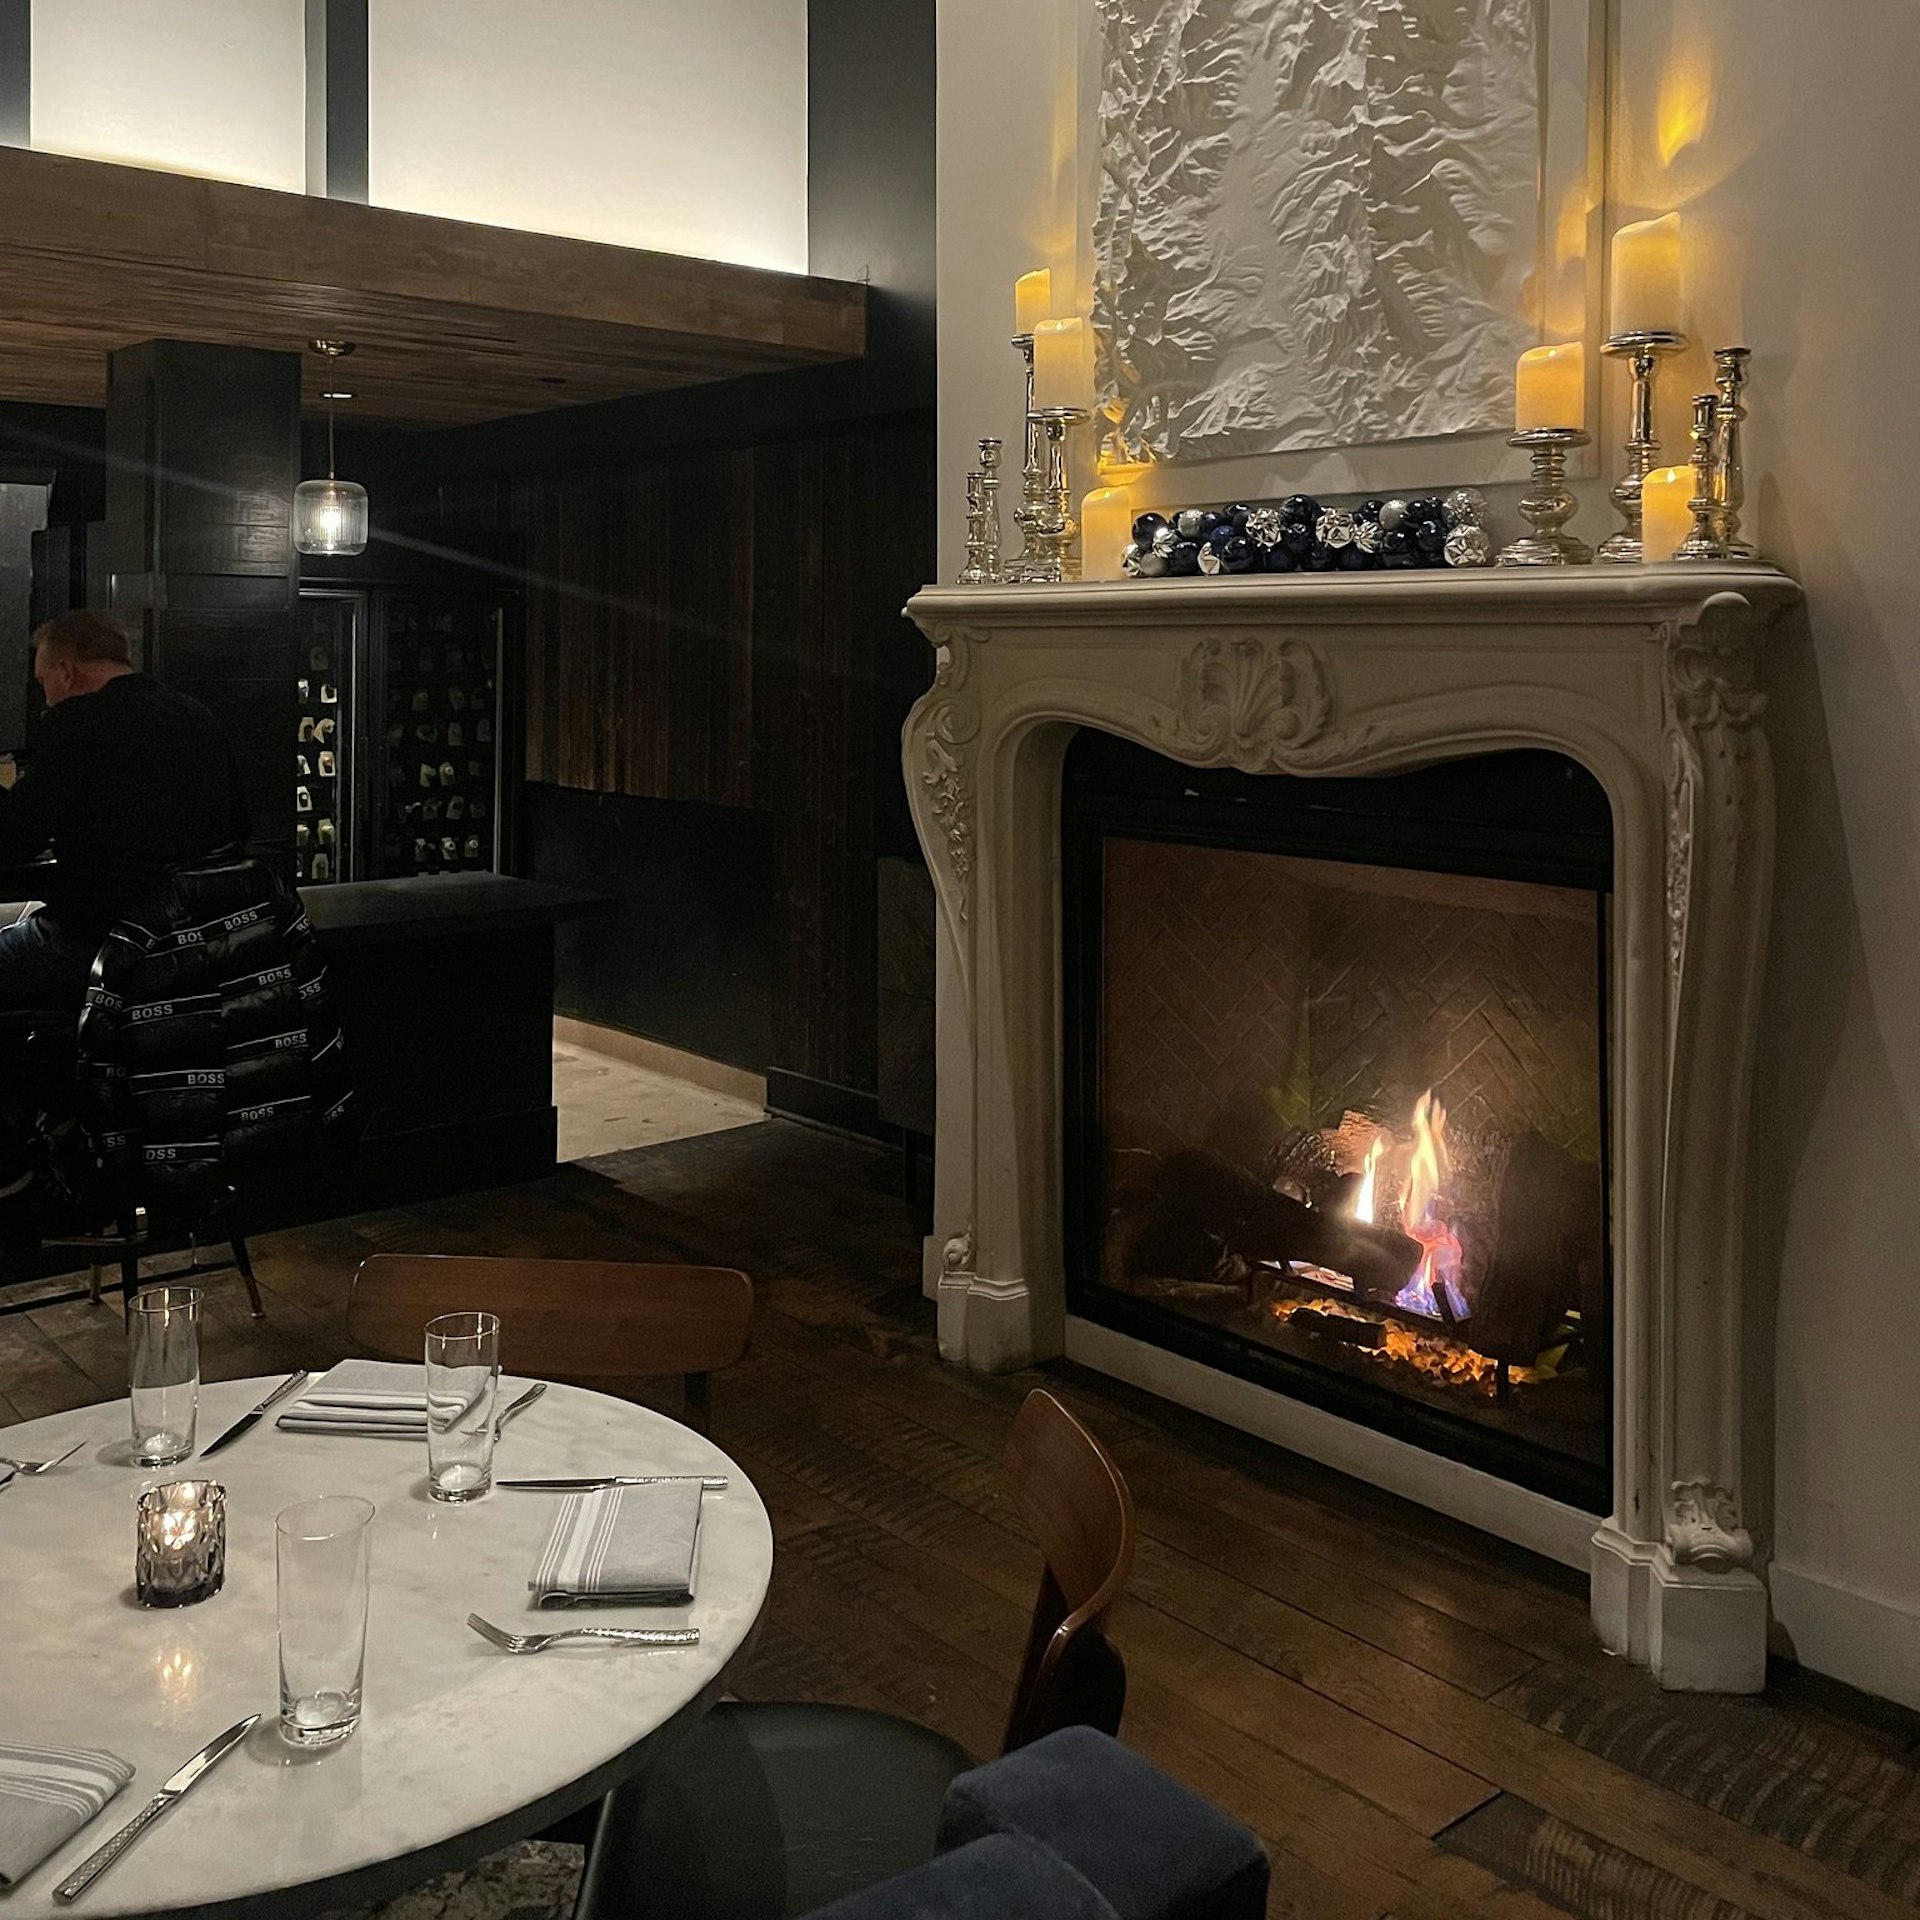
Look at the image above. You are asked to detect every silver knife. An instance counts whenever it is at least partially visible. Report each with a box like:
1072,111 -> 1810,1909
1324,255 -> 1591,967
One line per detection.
496,1475 -> 728,1492
54,1714 -> 260,1902
493,1381 -> 548,1437
199,1371 -> 309,1458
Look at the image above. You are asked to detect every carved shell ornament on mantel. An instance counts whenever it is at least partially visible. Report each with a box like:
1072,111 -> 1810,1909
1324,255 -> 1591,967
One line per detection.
1150,635 -> 1380,774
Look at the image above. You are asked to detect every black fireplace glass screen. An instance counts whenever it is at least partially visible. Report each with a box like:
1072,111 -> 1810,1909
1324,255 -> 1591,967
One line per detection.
1090,835 -> 1609,1482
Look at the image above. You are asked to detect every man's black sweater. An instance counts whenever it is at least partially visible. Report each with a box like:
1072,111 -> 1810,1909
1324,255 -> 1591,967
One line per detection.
0,673 -> 250,940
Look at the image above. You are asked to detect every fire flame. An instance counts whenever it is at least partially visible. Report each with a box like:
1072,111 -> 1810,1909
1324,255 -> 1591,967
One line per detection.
1352,1134 -> 1386,1226
1396,1090 -> 1468,1322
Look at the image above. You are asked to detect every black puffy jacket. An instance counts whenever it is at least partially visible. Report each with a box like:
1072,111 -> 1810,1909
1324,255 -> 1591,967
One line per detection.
70,854 -> 351,1214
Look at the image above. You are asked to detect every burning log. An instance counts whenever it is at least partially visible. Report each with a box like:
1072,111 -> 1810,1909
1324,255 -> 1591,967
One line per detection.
1467,1133 -> 1600,1365
1112,1150 -> 1424,1298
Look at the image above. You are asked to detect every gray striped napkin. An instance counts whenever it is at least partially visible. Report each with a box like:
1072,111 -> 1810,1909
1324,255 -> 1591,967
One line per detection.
529,1482 -> 703,1607
276,1360 -> 528,1438
0,1743 -> 133,1888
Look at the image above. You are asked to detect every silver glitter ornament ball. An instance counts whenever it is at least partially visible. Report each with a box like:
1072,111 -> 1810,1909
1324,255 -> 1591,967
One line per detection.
1443,488 -> 1488,530
1316,508 -> 1357,550
1353,518 -> 1385,555
1124,541 -> 1170,578
1443,525 -> 1493,568
1377,498 -> 1412,532
1244,506 -> 1286,548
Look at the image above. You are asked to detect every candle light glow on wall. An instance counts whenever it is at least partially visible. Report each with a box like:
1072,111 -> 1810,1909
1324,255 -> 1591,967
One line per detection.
1514,343 -> 1586,432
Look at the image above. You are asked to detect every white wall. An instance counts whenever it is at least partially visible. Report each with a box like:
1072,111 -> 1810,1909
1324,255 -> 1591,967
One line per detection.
937,0 -> 1920,1705
30,0 -> 307,191
367,0 -> 809,272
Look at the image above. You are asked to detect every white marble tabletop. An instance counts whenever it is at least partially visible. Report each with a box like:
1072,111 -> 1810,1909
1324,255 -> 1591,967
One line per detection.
0,1376 -> 773,1919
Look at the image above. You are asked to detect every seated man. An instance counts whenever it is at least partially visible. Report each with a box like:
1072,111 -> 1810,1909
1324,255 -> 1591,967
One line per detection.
0,610 -> 249,1196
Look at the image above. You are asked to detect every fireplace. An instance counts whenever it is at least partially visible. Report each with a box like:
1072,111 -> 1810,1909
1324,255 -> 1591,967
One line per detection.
902,569 -> 1801,1690
1063,738 -> 1611,1509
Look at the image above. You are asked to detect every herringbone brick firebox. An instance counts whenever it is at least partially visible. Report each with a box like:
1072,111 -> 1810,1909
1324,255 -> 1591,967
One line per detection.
1066,741 -> 1612,1506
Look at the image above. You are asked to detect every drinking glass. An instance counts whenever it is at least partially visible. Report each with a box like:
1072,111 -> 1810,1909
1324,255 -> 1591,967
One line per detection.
277,1494 -> 374,1749
424,1311 -> 500,1502
127,1285 -> 203,1466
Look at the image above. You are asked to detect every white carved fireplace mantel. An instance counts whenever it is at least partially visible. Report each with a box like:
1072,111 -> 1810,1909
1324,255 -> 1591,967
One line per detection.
902,566 -> 1802,1692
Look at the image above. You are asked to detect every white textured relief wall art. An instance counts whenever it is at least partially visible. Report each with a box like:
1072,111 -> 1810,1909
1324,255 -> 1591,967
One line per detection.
1094,0 -> 1543,464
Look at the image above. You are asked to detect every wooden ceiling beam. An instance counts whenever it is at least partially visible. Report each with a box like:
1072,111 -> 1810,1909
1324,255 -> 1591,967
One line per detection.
0,147 -> 867,425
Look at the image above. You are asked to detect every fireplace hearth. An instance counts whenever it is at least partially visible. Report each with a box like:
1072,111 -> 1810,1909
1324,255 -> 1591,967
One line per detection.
903,567 -> 1800,1691
1063,742 -> 1611,1508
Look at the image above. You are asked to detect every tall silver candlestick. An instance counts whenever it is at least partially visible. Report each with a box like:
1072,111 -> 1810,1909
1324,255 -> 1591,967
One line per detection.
1712,347 -> 1754,559
1022,407 -> 1090,584
1003,335 -> 1046,583
1497,429 -> 1592,566
1598,329 -> 1688,564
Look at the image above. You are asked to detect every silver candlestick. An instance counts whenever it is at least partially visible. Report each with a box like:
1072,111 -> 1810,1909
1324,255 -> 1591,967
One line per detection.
957,437 -> 1005,585
1676,392 -> 1729,560
1497,429 -> 1593,566
1022,407 -> 1090,584
1598,329 -> 1688,563
1712,347 -> 1754,559
1003,335 -> 1046,583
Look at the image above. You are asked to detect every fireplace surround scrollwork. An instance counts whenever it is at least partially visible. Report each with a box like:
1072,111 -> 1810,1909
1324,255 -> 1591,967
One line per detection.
903,568 -> 1801,1692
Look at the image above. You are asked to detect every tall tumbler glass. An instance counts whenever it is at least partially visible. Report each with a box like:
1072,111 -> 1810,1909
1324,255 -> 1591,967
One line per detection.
277,1494 -> 374,1748
127,1285 -> 203,1466
424,1311 -> 500,1502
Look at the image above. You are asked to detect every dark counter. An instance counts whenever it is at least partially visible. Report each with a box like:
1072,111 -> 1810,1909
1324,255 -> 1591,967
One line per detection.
300,874 -> 612,1218
301,872 -> 610,948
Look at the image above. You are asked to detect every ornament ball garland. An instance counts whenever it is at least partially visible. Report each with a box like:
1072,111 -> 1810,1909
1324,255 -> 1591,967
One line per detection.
1120,491 -> 1493,579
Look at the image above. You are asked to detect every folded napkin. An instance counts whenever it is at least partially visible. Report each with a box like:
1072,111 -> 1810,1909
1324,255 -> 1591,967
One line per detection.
529,1482 -> 704,1607
0,1743 -> 133,1888
276,1359 -> 530,1437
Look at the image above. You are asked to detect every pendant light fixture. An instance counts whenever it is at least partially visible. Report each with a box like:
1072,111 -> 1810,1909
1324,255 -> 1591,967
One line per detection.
294,339 -> 370,556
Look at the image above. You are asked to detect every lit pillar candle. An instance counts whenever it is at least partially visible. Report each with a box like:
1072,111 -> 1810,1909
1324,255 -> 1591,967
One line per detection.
1014,270 -> 1053,338
1610,214 -> 1683,335
1641,465 -> 1694,561
1080,485 -> 1134,580
1514,343 -> 1586,432
1032,318 -> 1092,412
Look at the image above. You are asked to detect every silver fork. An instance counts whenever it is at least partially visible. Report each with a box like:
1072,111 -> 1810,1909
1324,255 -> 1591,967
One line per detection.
0,1441 -> 84,1475
467,1613 -> 699,1654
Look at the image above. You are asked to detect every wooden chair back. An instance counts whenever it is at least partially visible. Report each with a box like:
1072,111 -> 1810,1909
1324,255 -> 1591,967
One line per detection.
999,1388 -> 1136,1752
345,1254 -> 753,1432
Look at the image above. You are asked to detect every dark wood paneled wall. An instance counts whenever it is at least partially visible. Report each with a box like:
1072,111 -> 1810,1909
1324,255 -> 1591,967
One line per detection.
439,410 -> 934,1098
104,341 -> 299,870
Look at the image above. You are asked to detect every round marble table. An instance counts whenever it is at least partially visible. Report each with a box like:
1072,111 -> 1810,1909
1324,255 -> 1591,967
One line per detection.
0,1376 -> 773,1919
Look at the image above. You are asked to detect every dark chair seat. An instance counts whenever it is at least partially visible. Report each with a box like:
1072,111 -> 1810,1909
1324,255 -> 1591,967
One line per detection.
806,1834 -> 1118,1920
939,1726 -> 1269,1920
575,1703 -> 974,1920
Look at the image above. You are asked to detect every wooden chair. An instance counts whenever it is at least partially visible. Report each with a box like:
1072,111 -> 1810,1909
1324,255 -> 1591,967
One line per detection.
344,1254 -> 754,1432
573,1387 -> 1136,1920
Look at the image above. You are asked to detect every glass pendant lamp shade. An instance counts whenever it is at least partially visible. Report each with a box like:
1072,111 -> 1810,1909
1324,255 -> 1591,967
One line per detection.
297,339 -> 369,556
294,476 -> 369,556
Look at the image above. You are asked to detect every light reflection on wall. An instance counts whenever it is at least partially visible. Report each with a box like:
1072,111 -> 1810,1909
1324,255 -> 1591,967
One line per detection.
366,0 -> 809,272
29,0 -> 307,192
